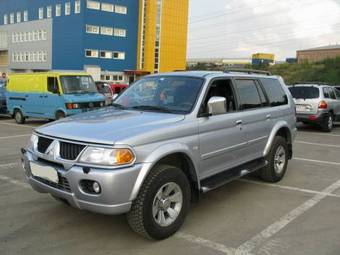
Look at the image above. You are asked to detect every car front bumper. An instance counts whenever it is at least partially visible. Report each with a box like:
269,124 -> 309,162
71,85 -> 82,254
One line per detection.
21,149 -> 149,215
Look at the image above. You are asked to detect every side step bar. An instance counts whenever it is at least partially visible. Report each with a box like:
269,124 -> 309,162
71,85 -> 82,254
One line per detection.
200,158 -> 267,193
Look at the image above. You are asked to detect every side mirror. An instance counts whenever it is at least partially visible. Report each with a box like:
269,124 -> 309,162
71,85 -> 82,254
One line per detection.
112,94 -> 119,100
207,96 -> 226,116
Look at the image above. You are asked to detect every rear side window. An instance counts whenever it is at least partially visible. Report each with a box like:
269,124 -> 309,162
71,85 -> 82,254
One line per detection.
335,88 -> 340,98
323,88 -> 330,98
260,78 -> 288,106
329,88 -> 336,99
47,77 -> 59,94
288,86 -> 319,99
234,79 -> 262,110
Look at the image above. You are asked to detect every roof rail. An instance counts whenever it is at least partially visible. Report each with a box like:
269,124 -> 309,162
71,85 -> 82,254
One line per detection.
224,68 -> 272,76
293,82 -> 331,86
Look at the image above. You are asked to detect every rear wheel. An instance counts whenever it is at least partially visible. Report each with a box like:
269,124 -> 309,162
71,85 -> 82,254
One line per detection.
259,136 -> 288,183
127,164 -> 191,240
320,114 -> 333,132
14,109 -> 25,124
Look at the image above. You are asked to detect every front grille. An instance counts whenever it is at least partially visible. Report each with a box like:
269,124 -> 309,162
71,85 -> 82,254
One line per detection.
60,142 -> 86,160
33,175 -> 71,192
78,101 -> 104,109
37,137 -> 53,153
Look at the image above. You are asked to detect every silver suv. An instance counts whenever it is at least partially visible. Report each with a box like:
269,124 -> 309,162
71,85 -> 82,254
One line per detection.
288,84 -> 340,132
21,70 -> 296,240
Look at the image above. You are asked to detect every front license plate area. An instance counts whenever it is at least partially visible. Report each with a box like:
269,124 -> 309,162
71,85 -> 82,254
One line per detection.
30,162 -> 59,183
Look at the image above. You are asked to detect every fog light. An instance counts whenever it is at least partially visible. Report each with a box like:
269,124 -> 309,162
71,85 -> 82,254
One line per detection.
93,182 -> 101,193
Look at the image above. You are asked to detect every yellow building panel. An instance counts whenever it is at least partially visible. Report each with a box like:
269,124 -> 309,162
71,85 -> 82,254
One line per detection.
252,53 -> 275,61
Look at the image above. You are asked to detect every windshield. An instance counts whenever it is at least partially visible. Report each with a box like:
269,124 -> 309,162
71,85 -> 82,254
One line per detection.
115,76 -> 204,114
60,76 -> 98,94
288,86 -> 320,99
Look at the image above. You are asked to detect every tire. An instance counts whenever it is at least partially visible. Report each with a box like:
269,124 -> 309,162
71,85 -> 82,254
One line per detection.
320,114 -> 333,132
127,164 -> 191,240
14,109 -> 25,124
259,136 -> 288,183
55,111 -> 65,121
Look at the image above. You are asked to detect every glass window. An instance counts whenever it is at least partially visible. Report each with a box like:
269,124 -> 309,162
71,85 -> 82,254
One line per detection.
115,77 -> 204,114
10,13 -> 14,24
47,6 -> 52,18
38,8 -> 44,19
288,86 -> 320,99
113,51 -> 125,60
60,76 -> 97,94
329,88 -> 336,100
234,79 -> 263,110
114,28 -> 126,37
87,1 -> 100,10
47,77 -> 59,93
56,4 -> 61,17
260,78 -> 288,106
16,12 -> 21,23
115,5 -> 127,14
23,11 -> 28,22
4,15 -> 8,25
323,88 -> 330,99
101,3 -> 114,12
85,49 -> 98,58
334,88 -> 340,98
100,51 -> 112,59
101,26 -> 113,36
86,25 -> 100,34
65,2 -> 71,15
75,0 -> 81,14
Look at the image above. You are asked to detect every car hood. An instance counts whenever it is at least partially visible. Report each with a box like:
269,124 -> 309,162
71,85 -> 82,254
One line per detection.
35,107 -> 185,145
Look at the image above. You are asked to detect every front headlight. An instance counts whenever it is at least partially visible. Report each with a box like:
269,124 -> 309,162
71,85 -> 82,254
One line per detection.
28,134 -> 38,151
79,147 -> 135,166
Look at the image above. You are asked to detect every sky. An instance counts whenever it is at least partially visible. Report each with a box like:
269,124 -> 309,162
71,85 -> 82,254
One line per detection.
187,0 -> 340,60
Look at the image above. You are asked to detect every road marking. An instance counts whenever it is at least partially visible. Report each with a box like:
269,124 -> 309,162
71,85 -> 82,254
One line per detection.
0,134 -> 31,140
295,140 -> 340,149
0,122 -> 36,128
0,162 -> 20,169
0,175 -> 30,189
239,179 -> 340,199
298,131 -> 340,137
236,179 -> 340,254
293,157 -> 340,166
176,232 -> 242,255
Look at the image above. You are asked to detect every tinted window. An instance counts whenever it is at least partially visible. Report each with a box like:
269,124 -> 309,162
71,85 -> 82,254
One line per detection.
288,86 -> 319,99
256,82 -> 268,106
260,78 -> 288,106
335,88 -> 340,98
323,88 -> 330,98
234,79 -> 262,110
47,77 -> 59,94
329,88 -> 336,99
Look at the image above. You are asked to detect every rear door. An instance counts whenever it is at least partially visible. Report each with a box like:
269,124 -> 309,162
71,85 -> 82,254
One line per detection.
41,77 -> 61,118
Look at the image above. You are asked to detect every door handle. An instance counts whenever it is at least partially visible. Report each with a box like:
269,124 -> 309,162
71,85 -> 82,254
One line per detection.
266,114 -> 271,120
236,120 -> 243,125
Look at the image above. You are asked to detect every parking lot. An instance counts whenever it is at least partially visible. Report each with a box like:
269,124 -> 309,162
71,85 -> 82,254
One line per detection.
0,117 -> 340,255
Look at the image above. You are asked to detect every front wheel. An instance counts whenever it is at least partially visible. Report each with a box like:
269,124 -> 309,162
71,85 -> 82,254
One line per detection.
14,109 -> 25,124
259,136 -> 288,183
127,164 -> 191,240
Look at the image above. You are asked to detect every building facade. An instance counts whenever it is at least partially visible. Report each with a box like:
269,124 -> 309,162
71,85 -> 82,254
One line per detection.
0,0 -> 189,82
252,53 -> 275,66
297,45 -> 340,64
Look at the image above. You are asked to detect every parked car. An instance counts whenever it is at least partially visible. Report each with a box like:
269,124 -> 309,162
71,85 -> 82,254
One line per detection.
7,73 -> 105,124
95,82 -> 114,106
288,84 -> 340,132
21,70 -> 296,240
0,80 -> 7,114
335,86 -> 340,92
109,83 -> 128,96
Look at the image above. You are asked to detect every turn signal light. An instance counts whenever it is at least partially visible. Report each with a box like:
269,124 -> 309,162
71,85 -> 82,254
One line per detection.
318,101 -> 328,109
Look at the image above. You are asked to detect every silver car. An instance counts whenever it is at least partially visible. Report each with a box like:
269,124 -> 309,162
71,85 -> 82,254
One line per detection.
21,70 -> 296,239
289,84 -> 340,132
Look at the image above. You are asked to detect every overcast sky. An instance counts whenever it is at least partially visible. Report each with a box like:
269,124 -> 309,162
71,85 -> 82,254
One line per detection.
188,0 -> 340,60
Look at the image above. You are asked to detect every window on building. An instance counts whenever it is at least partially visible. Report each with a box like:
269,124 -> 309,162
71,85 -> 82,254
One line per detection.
101,3 -> 114,12
115,5 -> 127,14
16,12 -> 21,23
86,24 -> 100,34
23,32 -> 27,42
42,51 -> 47,62
56,4 -> 61,17
37,30 -> 42,40
87,1 -> 100,10
85,49 -> 99,58
47,6 -> 52,18
14,32 -> 19,43
19,32 -> 23,42
101,26 -> 113,36
42,30 -> 47,40
23,11 -> 28,22
32,30 -> 37,41
28,32 -> 32,41
75,0 -> 81,14
29,52 -> 33,62
10,13 -> 15,24
39,8 -> 44,19
4,15 -> 8,25
100,51 -> 112,59
32,52 -> 36,62
113,51 -> 125,60
65,2 -> 71,15
114,28 -> 126,37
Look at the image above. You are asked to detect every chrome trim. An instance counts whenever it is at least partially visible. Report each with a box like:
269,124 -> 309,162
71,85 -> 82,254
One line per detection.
248,136 -> 268,145
201,142 -> 248,160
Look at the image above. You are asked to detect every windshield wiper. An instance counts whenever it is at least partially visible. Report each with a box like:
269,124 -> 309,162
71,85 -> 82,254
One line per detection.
131,105 -> 173,113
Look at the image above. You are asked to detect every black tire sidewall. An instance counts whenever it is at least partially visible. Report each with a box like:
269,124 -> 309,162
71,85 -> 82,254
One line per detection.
267,136 -> 288,182
14,110 -> 24,124
55,111 -> 65,120
142,166 -> 191,240
321,113 -> 333,132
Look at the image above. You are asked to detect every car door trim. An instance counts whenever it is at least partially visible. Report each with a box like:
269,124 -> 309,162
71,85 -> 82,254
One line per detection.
201,142 -> 248,160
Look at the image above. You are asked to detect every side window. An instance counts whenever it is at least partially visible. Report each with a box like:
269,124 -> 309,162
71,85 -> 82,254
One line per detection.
335,88 -> 340,99
260,78 -> 288,107
323,88 -> 330,98
203,79 -> 236,114
255,81 -> 268,106
234,79 -> 262,110
329,88 -> 336,100
47,77 -> 59,94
